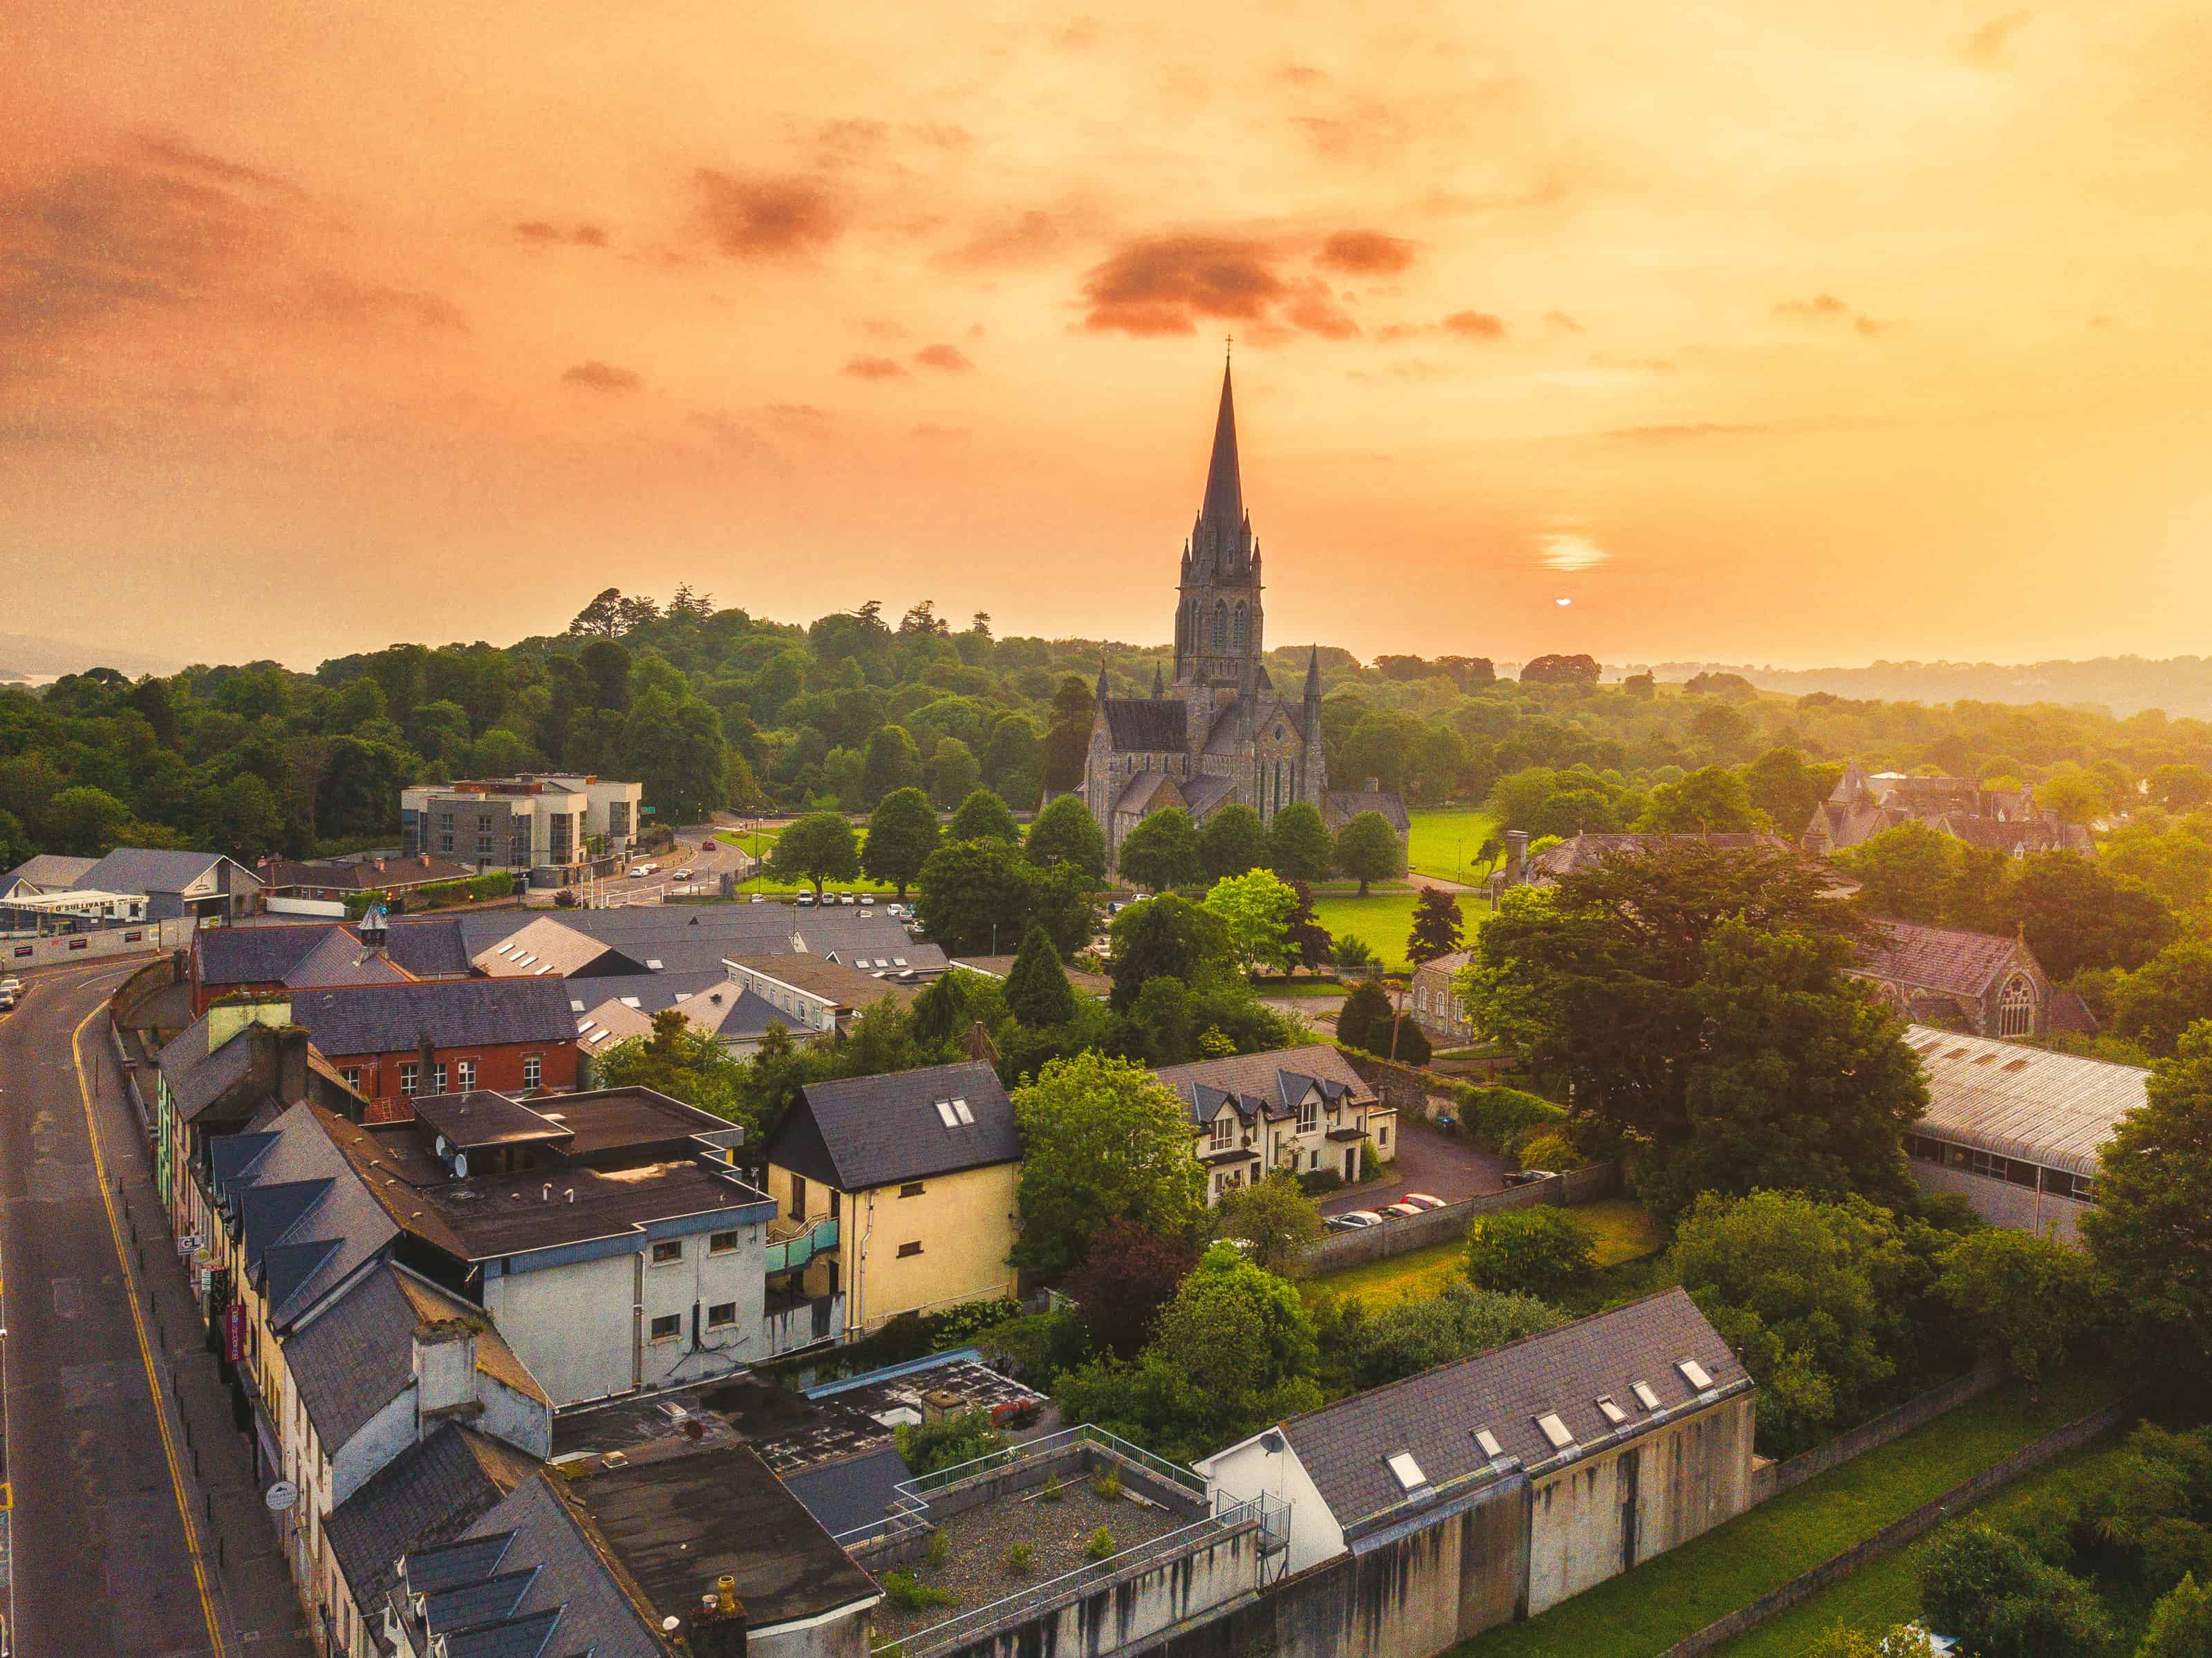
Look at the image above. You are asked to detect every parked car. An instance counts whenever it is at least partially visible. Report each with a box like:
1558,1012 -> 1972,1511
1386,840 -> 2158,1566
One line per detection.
1382,1202 -> 1425,1220
838,893 -> 857,905
1400,1192 -> 1447,1210
795,893 -> 815,907
859,895 -> 875,906
673,868 -> 693,881
1324,1215 -> 1366,1233
1502,1168 -> 1555,1187
1333,1209 -> 1385,1229
749,894 -> 765,904
0,978 -> 19,1012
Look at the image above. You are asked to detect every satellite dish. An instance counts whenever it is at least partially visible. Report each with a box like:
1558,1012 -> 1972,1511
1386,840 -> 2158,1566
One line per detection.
434,1135 -> 449,1158
453,1151 -> 469,1179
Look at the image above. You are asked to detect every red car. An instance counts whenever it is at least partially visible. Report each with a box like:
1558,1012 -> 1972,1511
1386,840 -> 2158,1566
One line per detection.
1382,1201 -> 1425,1220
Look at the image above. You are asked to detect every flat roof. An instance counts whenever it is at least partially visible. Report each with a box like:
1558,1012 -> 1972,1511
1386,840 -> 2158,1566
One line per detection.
412,1090 -> 574,1152
1906,1023 -> 2146,1177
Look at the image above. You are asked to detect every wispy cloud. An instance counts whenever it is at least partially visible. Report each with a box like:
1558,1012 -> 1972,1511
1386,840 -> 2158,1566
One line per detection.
914,344 -> 973,371
561,360 -> 642,392
1539,532 -> 1611,571
842,355 -> 907,380
1958,10 -> 2032,66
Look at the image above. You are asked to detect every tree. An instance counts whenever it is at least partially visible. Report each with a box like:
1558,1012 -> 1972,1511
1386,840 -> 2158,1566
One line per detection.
2150,765 -> 2212,812
1024,794 -> 1107,881
1323,1280 -> 1562,1390
46,785 -> 132,855
1107,895 -> 1235,1011
2141,1574 -> 2212,1658
1407,888 -> 1463,965
1118,807 -> 1203,892
1837,822 -> 1963,923
1061,1220 -> 1201,1358
1041,676 -> 1095,793
926,736 -> 981,808
862,724 -> 924,804
913,837 -> 1035,956
593,1008 -> 758,1135
2008,854 -> 2175,979
1918,1523 -> 2112,1658
1463,1207 -> 1597,1298
1216,1175 -> 1324,1273
2110,941 -> 2212,1056
1201,868 -> 1297,975
2036,770 -> 2107,828
1267,801 -> 1334,883
1636,765 -> 1761,832
1741,747 -> 1838,832
1799,1630 -> 1933,1658
1519,653 -> 1600,685
1461,841 -> 1868,1155
1197,803 -> 1270,881
1639,920 -> 1926,1219
766,811 -> 860,899
1333,811 -> 1405,895
2081,1025 -> 2212,1368
1936,1230 -> 2095,1390
861,787 -> 940,900
1282,879 -> 1333,976
945,787 -> 1021,846
1011,1052 -> 1208,1277
1333,979 -> 1394,1052
1026,859 -> 1103,959
1334,935 -> 1379,978
568,586 -> 629,637
1004,924 -> 1079,1026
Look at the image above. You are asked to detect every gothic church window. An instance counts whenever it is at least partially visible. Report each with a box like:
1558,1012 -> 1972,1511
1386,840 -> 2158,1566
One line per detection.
1232,603 -> 1248,650
1211,600 -> 1228,650
1998,976 -> 2034,1037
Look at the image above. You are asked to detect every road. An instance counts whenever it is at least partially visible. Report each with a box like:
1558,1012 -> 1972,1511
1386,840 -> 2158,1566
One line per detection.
577,821 -> 756,908
0,962 -> 233,1657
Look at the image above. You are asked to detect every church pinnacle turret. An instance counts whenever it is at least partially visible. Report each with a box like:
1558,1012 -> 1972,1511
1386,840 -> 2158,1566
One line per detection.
1198,361 -> 1244,571
1172,362 -> 1264,688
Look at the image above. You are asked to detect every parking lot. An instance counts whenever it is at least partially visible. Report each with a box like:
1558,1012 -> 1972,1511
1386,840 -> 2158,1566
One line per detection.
1318,1115 -> 1515,1218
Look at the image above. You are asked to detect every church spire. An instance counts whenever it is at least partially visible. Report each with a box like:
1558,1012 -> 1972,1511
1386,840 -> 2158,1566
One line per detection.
1198,360 -> 1244,569
1152,661 -> 1165,699
1095,656 -> 1109,703
1304,644 -> 1322,702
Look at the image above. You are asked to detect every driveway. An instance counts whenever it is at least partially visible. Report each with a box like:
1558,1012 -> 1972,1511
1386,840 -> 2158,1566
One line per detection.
1318,1115 -> 1513,1215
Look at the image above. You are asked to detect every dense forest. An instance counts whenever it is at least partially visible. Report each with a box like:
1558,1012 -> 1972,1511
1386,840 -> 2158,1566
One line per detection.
8,587 -> 2212,888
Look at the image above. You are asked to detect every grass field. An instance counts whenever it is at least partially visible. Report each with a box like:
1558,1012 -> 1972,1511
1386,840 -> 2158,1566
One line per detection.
1304,1199 -> 1668,1308
1407,808 -> 1497,884
1459,1367 -> 2132,1658
714,826 -> 903,895
1311,888 -> 1477,973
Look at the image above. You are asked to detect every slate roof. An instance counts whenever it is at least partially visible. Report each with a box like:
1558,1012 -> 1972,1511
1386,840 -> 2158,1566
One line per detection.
1113,770 -> 1184,817
1322,788 -> 1412,835
780,1442 -> 912,1543
285,928 -> 412,990
1179,771 -> 1237,821
769,1060 -> 1020,1191
79,847 -> 243,895
472,917 -> 642,979
196,924 -> 330,986
286,978 -> 579,1057
326,1424 -> 538,1615
1855,921 -> 2027,998
156,1017 -> 259,1121
1263,1288 -> 1745,1536
1154,1046 -> 1373,1129
731,954 -> 924,1012
1100,698 -> 1189,753
262,856 -> 473,892
1,853 -> 99,893
380,918 -> 476,978
225,1101 -> 400,1328
1528,830 -> 1787,880
1906,1023 -> 2145,1177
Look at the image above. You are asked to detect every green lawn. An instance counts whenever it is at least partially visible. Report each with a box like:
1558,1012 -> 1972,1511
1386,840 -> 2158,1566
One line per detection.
1312,888 -> 1478,973
713,826 -> 903,895
1459,1367 -> 2131,1658
1718,1436 -> 2157,1657
1305,1199 -> 1666,1308
1407,808 -> 1498,884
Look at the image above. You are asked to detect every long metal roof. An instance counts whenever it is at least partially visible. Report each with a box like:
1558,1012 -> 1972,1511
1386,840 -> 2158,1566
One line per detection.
1906,1023 -> 2145,1177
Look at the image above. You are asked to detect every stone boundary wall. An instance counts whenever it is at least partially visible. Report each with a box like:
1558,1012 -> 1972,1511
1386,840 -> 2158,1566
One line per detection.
1,917 -> 191,974
111,953 -> 180,1027
1750,1359 -> 2005,1504
1337,1047 -> 1438,1116
1653,1395 -> 2137,1658
1295,1161 -> 1622,1275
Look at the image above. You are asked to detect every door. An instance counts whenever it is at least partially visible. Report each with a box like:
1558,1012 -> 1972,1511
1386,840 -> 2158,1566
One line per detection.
1343,1148 -> 1356,1180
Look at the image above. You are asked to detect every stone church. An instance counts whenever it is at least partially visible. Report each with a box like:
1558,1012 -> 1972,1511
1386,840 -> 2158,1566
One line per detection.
1082,364 -> 1340,869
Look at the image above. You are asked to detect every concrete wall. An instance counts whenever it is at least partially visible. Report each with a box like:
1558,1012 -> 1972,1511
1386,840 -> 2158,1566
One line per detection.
1201,1436 -> 1345,1576
1,916 -> 190,972
938,1521 -> 1266,1658
485,1249 -> 636,1406
755,1606 -> 875,1658
1908,1161 -> 2090,1242
1297,1163 -> 1622,1275
330,1388 -> 419,1507
1525,1392 -> 1756,1614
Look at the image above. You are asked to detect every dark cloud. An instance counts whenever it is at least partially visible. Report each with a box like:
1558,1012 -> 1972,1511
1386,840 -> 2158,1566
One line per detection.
694,169 -> 846,258
842,355 -> 907,380
1442,310 -> 1506,339
1544,310 -> 1585,333
1959,10 -> 2031,65
516,221 -> 608,248
561,360 -> 643,392
1317,231 -> 1416,275
1078,234 -> 1362,340
295,273 -> 467,331
914,344 -> 973,371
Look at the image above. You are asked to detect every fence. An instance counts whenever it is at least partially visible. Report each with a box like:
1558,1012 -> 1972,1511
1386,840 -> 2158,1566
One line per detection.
1296,1160 -> 1622,1275
1749,1358 -> 2005,1503
1652,1394 -> 2139,1658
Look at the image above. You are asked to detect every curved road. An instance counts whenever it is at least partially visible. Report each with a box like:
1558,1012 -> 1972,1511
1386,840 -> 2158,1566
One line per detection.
0,961 -> 238,1657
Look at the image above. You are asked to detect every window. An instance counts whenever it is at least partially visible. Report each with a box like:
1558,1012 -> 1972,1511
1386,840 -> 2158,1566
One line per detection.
1473,1428 -> 1503,1459
649,1314 -> 681,1342
897,1240 -> 924,1258
523,1054 -> 541,1090
1210,599 -> 1228,649
650,1240 -> 683,1265
788,1175 -> 807,1221
709,1229 -> 740,1254
1632,1381 -> 1662,1411
1211,1115 -> 1235,1151
455,1059 -> 476,1091
1535,1413 -> 1575,1451
1378,1124 -> 1390,1150
1297,1097 -> 1318,1135
1678,1358 -> 1714,1390
398,1063 -> 419,1097
899,1182 -> 927,1199
1232,602 -> 1248,651
829,1188 -> 841,1221
1385,1450 -> 1427,1492
1998,976 -> 2035,1037
707,1301 -> 738,1329
438,833 -> 454,853
1597,1396 -> 1627,1426
427,1062 -> 446,1095
475,836 -> 494,857
438,812 -> 454,830
339,1068 -> 361,1092
1309,1149 -> 1320,1171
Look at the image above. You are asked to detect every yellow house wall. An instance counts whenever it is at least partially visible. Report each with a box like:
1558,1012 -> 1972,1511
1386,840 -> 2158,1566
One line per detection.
765,1159 -> 1020,1332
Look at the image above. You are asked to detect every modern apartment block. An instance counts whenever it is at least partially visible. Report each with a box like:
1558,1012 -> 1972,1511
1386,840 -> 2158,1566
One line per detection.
400,774 -> 644,875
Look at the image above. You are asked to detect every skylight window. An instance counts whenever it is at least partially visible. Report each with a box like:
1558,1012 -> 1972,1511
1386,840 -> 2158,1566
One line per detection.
1473,1428 -> 1503,1459
536,965 -> 556,976
1535,1413 -> 1575,1451
1678,1359 -> 1714,1390
570,1000 -> 586,1013
1597,1396 -> 1627,1426
1632,1381 -> 1661,1411
646,959 -> 664,971
934,1100 -> 959,1128
892,957 -> 908,967
950,1097 -> 975,1124
1386,1451 -> 1428,1492
514,953 -> 536,968
620,996 -> 642,1008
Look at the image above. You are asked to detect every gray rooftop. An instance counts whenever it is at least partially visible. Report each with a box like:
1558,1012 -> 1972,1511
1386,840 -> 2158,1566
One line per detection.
216,1099 -> 400,1328
326,1424 -> 538,1615
156,1016 -> 259,1121
287,977 -> 579,1057
1154,1045 -> 1372,1128
1906,1023 -> 2145,1177
769,1060 -> 1020,1192
79,846 -> 244,895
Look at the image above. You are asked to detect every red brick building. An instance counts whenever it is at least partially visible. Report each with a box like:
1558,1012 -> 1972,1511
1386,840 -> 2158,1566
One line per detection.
283,979 -> 581,1113
189,919 -> 475,1016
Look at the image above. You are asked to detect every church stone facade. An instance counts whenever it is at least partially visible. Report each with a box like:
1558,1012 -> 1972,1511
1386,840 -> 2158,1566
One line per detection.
1082,365 -> 1331,870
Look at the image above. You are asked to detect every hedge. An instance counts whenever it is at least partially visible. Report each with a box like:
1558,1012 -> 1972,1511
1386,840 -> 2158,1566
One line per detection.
1455,1083 -> 1566,1159
344,870 -> 520,916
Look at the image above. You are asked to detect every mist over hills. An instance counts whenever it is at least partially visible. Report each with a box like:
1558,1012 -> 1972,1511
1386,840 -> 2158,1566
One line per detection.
1632,658 -> 2212,720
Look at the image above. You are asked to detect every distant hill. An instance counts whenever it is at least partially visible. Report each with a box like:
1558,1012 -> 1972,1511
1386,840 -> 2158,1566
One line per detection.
1633,658 -> 2212,720
0,633 -> 185,684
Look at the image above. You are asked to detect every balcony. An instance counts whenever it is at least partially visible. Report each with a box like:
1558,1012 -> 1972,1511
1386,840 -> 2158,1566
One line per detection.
766,1215 -> 838,1273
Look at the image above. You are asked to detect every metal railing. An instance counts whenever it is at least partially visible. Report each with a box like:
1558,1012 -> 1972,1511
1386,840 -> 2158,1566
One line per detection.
875,1492 -> 1281,1658
765,1215 -> 838,1272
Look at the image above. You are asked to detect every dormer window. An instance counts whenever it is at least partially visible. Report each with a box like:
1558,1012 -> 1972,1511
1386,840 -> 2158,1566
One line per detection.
1473,1428 -> 1503,1459
1210,1115 -> 1235,1151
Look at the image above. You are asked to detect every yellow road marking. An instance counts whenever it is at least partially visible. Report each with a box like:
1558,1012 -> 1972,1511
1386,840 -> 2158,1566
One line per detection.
69,996 -> 230,1658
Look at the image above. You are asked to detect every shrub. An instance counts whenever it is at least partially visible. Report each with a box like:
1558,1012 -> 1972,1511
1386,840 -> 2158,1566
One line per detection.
1087,1526 -> 1117,1561
1458,1085 -> 1565,1156
1006,1542 -> 1035,1576
929,1296 -> 1025,1350
883,1569 -> 955,1611
1918,1522 -> 2112,1658
1092,1468 -> 1121,1501
1334,935 -> 1379,977
1464,1207 -> 1597,1298
1041,1475 -> 1064,1502
1297,1170 -> 1344,1196
926,1528 -> 951,1568
1516,1131 -> 1585,1173
897,1409 -> 1009,1476
2142,1574 -> 2212,1658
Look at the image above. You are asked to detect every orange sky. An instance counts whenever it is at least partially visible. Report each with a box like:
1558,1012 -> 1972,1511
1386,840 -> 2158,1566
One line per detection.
3,1 -> 2208,670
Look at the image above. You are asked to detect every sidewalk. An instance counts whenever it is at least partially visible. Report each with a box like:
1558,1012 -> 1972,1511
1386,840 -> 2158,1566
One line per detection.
89,1033 -> 318,1658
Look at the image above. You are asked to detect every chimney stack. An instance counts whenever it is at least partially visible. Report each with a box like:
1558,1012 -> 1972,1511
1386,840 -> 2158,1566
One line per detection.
416,1031 -> 438,1099
1506,830 -> 1530,887
278,1026 -> 310,1104
688,1577 -> 748,1658
1364,776 -> 1380,793
411,1318 -> 479,1428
